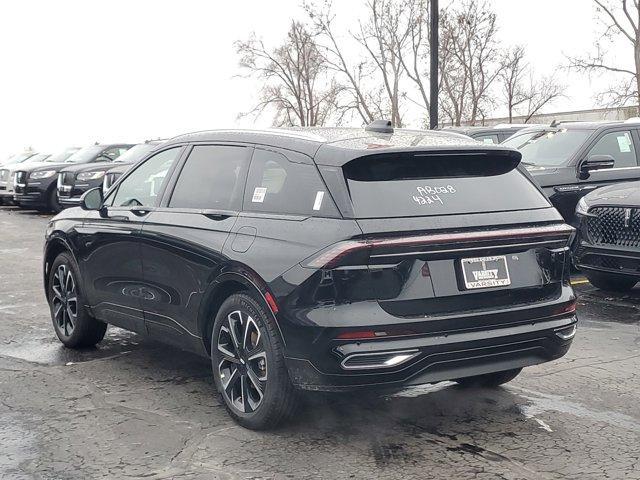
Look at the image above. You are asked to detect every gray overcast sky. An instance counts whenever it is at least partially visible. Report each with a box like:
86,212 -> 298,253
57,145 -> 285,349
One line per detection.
0,0 -> 625,157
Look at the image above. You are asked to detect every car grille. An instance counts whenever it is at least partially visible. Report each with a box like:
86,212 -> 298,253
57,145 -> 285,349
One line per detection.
587,207 -> 640,248
0,169 -> 9,182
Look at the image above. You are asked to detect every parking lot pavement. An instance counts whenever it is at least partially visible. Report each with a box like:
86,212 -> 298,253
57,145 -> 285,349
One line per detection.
0,206 -> 639,480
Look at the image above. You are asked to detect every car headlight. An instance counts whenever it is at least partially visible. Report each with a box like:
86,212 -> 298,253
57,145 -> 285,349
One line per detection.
30,170 -> 57,179
77,171 -> 106,181
576,196 -> 590,216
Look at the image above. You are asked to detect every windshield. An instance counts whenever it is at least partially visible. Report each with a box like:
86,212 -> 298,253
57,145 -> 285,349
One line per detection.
6,153 -> 36,164
45,147 -> 81,163
24,153 -> 50,163
502,129 -> 592,167
113,143 -> 155,163
63,145 -> 103,164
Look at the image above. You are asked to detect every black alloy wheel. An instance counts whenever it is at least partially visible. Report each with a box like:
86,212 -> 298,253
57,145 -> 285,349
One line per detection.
48,252 -> 107,348
217,309 -> 268,413
51,263 -> 78,339
211,293 -> 298,430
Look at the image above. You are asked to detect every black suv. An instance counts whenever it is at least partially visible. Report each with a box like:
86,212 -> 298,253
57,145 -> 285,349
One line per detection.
502,121 -> 640,223
572,181 -> 640,291
43,125 -> 577,429
14,144 -> 133,211
57,142 -> 161,208
444,125 -> 526,144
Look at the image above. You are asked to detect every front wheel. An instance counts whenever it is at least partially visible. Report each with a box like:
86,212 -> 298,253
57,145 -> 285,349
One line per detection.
210,293 -> 298,430
585,272 -> 637,292
48,187 -> 62,213
48,252 -> 107,348
455,368 -> 522,388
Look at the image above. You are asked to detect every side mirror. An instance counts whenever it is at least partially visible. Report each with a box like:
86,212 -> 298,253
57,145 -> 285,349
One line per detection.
578,154 -> 615,179
80,187 -> 103,211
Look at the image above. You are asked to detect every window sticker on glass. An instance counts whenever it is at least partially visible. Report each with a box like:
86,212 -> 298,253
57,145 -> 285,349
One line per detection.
413,185 -> 456,206
252,187 -> 267,203
313,191 -> 325,211
617,133 -> 632,153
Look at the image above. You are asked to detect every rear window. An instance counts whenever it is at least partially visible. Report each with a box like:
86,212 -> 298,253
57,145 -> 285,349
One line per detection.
244,149 -> 338,217
341,152 -> 549,218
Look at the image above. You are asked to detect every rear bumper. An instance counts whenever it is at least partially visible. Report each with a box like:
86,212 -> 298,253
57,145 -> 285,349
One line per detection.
286,314 -> 576,391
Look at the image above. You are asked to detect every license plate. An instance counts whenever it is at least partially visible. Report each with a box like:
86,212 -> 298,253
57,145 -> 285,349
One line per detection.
461,255 -> 511,290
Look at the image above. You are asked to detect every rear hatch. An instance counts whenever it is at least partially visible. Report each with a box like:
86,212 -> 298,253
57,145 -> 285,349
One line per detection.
312,145 -> 573,320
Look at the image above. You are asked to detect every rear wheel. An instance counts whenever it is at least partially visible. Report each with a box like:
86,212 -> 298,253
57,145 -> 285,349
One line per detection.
455,368 -> 522,388
585,271 -> 637,292
48,252 -> 107,348
210,293 -> 298,430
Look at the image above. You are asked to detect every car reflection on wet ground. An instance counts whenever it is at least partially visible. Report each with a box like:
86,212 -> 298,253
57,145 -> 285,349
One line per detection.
1,205 -> 639,480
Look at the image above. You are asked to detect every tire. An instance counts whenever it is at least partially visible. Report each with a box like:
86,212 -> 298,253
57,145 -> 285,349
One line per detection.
585,271 -> 637,292
48,187 -> 62,213
455,368 -> 522,388
48,252 -> 107,348
210,293 -> 298,430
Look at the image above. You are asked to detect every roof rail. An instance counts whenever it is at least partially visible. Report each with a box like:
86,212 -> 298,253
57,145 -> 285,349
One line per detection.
365,119 -> 394,134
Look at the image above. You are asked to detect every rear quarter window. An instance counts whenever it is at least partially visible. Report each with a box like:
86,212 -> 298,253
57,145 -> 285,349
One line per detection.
244,149 -> 339,217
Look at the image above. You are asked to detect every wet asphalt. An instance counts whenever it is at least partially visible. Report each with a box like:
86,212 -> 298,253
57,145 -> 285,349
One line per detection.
0,205 -> 638,480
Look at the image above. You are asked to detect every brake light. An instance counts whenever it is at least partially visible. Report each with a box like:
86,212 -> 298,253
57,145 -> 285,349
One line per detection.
303,224 -> 575,269
554,299 -> 577,315
336,331 -> 379,340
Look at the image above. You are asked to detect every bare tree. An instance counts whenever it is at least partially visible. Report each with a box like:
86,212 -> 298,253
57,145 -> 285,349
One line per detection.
353,0 -> 415,126
305,0 -> 378,125
235,21 -> 339,127
437,0 -> 503,126
568,0 -> 640,110
500,46 -> 564,123
500,46 -> 528,123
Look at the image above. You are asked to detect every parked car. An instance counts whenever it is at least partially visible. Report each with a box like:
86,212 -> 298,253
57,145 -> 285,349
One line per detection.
443,124 -> 527,144
44,123 -> 577,429
14,144 -> 133,212
572,181 -> 640,291
57,141 -> 161,208
0,151 -> 37,166
0,149 -> 77,205
502,120 -> 640,223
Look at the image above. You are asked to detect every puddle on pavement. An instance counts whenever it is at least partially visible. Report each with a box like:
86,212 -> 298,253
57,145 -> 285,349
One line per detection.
0,328 -> 146,366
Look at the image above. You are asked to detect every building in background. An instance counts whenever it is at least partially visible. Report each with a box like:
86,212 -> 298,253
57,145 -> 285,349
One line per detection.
460,106 -> 640,127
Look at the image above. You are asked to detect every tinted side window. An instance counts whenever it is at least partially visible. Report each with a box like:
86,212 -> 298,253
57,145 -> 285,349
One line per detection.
244,149 -> 338,217
110,148 -> 181,207
169,145 -> 250,210
588,130 -> 637,167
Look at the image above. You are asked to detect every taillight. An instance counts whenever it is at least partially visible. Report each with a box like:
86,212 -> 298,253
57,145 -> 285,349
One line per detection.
303,224 -> 575,269
303,240 -> 371,268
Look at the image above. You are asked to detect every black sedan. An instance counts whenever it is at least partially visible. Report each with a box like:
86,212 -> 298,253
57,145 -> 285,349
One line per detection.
573,181 -> 640,291
14,144 -> 133,212
57,141 -> 161,208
